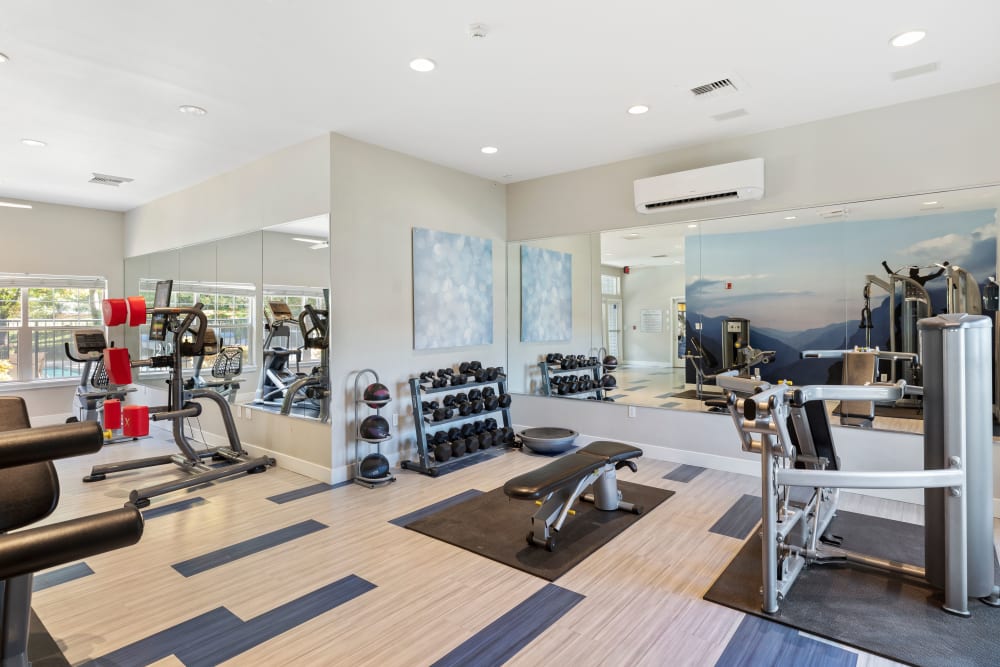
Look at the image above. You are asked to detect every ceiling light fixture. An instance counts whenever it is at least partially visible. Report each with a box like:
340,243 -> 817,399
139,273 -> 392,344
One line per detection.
784,216 -> 797,220
890,30 -> 926,47
923,201 -> 938,205
627,105 -> 649,115
292,237 -> 326,244
481,146 -> 498,155
409,58 -> 436,72
0,201 -> 32,209
0,53 -> 8,63
624,233 -> 640,239
21,139 -> 46,147
178,105 -> 207,116
310,242 -> 329,251
687,223 -> 697,228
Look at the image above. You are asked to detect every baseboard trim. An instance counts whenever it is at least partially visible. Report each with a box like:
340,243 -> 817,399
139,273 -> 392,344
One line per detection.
197,429 -> 333,483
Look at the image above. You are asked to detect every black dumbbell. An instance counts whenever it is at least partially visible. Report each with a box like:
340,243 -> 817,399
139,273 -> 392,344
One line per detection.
471,399 -> 484,414
471,420 -> 484,434
558,384 -> 570,395
431,431 -> 448,445
468,389 -> 482,401
455,392 -> 468,404
447,427 -> 461,440
484,395 -> 499,411
459,361 -> 471,374
545,353 -> 557,363
484,418 -> 498,431
419,371 -> 435,383
433,442 -> 452,462
422,400 -> 439,412
460,423 -> 474,438
461,436 -> 476,453
458,402 -> 472,416
450,439 -> 466,457
438,368 -> 453,377
442,394 -> 457,407
499,394 -> 511,408
450,374 -> 467,386
481,386 -> 496,399
433,377 -> 448,388
550,377 -> 563,386
478,432 -> 493,449
469,361 -> 482,371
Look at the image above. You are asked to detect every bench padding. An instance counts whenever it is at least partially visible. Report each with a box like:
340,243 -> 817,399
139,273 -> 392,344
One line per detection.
504,440 -> 642,500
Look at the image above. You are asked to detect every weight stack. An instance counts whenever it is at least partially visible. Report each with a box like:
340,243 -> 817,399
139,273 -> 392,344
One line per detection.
919,313 -> 994,598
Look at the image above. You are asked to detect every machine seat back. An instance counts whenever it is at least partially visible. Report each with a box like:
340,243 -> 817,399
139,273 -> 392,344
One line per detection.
0,397 -> 59,532
787,400 -> 840,471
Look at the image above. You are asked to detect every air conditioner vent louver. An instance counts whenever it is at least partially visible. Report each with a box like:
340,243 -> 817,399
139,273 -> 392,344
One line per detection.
644,191 -> 738,210
89,173 -> 134,187
691,78 -> 736,96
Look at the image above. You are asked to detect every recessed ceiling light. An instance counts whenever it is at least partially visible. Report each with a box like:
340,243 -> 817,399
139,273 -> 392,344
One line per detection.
923,201 -> 938,205
687,223 -> 697,228
784,216 -> 797,220
624,233 -> 640,239
409,58 -> 436,72
890,30 -> 926,48
481,146 -> 498,155
178,105 -> 207,116
0,201 -> 31,209
0,53 -> 8,63
627,105 -> 649,115
292,237 -> 325,244
21,139 -> 46,147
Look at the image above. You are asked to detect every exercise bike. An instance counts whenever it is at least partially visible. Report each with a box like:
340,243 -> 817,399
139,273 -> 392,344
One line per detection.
279,303 -> 330,422
63,328 -> 141,442
185,330 -> 243,404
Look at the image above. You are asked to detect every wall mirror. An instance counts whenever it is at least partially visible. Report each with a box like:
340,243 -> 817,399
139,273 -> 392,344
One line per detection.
123,213 -> 331,423
509,184 -> 1000,438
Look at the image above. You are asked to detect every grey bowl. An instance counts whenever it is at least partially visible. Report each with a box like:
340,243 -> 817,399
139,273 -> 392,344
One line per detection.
519,426 -> 579,454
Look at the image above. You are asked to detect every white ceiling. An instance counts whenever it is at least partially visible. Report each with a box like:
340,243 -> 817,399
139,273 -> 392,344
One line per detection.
600,184 -> 1000,268
2,1 -> 1000,212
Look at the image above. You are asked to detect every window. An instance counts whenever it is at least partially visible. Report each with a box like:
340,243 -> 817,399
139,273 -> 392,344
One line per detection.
0,274 -> 107,383
262,286 -> 328,365
137,280 -> 255,373
601,274 -> 621,296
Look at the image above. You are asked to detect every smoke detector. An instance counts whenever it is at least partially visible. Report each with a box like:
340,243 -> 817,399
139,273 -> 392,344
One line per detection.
468,23 -> 488,38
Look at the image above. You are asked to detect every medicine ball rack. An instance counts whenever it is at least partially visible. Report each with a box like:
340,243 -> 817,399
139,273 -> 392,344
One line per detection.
353,369 -> 396,488
402,366 -> 513,477
538,361 -> 605,399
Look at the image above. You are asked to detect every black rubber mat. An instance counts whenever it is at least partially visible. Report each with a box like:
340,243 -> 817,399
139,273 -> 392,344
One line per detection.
704,510 -> 1000,667
404,481 -> 674,581
29,610 -> 69,667
669,389 -> 723,401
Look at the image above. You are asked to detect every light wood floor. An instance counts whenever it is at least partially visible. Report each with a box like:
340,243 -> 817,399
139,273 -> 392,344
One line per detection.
30,429 -> 977,666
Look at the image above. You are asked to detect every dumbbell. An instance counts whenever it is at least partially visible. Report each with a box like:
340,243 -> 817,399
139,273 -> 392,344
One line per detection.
442,394 -> 457,407
468,389 -> 482,402
484,395 -> 499,411
432,407 -> 453,421
460,423 -> 474,438
438,368 -> 453,378
478,431 -> 493,449
450,373 -> 467,386
474,368 -> 487,383
431,431 -> 448,445
587,356 -> 598,367
419,370 -> 435,383
484,418 -> 498,431
546,353 -> 558,363
481,386 -> 496,399
459,361 -> 471,374
450,439 -> 466,457
468,361 -> 482,372
561,357 -> 577,370
550,377 -> 563,387
558,384 -> 570,395
433,376 -> 448,388
458,401 -> 473,416
447,427 -> 461,441
454,392 -> 468,404
433,442 -> 452,462
498,394 -> 511,408
422,400 -> 439,412
471,399 -> 485,414
473,420 -> 485,435
461,435 -> 476,453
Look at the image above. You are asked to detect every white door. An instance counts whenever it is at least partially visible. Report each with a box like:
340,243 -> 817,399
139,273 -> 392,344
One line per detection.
604,299 -> 622,358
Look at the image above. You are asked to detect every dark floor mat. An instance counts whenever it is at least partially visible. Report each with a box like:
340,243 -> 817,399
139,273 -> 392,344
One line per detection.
704,510 -> 1000,667
669,389 -> 723,401
832,404 -> 923,420
29,609 -> 70,667
404,481 -> 674,581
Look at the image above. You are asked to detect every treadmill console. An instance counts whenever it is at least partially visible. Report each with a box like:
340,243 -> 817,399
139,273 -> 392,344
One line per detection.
269,301 -> 294,322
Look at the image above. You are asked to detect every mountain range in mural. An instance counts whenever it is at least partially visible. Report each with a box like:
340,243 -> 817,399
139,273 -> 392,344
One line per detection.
685,208 -> 998,386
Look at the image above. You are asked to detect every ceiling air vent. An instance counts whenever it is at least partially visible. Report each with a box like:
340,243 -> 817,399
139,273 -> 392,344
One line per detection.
89,173 -> 134,187
651,254 -> 668,258
690,78 -> 737,98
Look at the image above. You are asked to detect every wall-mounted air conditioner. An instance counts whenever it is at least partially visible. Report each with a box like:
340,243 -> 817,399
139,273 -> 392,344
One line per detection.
633,158 -> 764,214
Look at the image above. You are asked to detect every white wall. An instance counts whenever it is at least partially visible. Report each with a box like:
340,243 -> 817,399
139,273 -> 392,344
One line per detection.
124,135 -> 330,256
0,199 -> 125,421
507,83 -> 1000,241
328,132 -> 507,482
621,264 -> 685,365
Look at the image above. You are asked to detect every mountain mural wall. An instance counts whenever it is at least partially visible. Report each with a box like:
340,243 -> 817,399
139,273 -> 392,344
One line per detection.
685,208 -> 998,386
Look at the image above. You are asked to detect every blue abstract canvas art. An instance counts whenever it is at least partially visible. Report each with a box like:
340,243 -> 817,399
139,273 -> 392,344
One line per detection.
412,228 -> 493,350
521,245 -> 572,342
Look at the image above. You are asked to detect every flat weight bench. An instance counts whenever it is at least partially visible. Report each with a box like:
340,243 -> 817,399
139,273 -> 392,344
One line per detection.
503,441 -> 643,551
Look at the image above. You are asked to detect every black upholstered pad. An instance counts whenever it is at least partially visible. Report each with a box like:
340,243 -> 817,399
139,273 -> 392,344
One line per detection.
503,454 -> 605,500
578,440 -> 642,463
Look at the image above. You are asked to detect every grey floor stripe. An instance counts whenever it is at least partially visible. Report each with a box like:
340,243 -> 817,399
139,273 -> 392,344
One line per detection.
709,494 -> 762,539
431,584 -> 585,667
141,496 -> 207,520
608,394 -> 627,400
715,615 -> 856,667
33,562 -> 93,592
389,489 -> 484,527
655,392 -> 676,398
266,480 -> 351,504
623,385 -> 649,392
659,401 -> 682,409
172,520 -> 327,577
663,464 -> 706,483
81,575 -> 375,667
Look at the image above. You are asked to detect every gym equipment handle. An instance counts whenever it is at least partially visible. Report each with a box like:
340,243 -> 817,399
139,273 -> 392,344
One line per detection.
0,422 -> 103,469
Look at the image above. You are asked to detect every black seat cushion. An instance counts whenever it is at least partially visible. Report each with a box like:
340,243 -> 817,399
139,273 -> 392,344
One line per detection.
578,440 -> 642,464
503,454 -> 605,500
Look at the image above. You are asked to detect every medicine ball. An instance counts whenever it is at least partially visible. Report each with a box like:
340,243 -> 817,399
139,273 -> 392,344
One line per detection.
359,453 -> 390,479
602,355 -> 619,371
600,373 -> 617,388
359,415 -> 390,440
498,393 -> 511,408
482,386 -> 496,399
363,383 -> 391,408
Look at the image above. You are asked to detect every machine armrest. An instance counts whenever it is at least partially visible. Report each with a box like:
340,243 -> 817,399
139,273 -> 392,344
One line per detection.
0,506 -> 143,579
0,422 -> 103,470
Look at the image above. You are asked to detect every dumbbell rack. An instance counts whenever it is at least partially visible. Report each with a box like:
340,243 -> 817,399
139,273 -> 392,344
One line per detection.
353,368 -> 396,489
538,361 -> 604,399
401,372 -> 513,477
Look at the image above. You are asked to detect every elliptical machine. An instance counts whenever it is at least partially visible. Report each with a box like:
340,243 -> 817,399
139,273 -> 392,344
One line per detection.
254,301 -> 305,409
279,302 -> 330,422
83,280 -> 274,507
